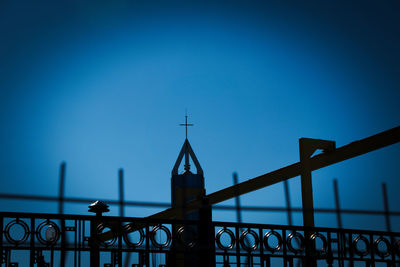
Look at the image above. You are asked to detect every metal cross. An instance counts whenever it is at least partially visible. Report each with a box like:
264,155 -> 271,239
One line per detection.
179,113 -> 193,139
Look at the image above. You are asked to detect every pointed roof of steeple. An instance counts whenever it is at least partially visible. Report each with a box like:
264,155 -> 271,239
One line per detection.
172,138 -> 203,176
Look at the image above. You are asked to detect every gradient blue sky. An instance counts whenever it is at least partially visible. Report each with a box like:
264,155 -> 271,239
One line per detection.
1,0 -> 399,231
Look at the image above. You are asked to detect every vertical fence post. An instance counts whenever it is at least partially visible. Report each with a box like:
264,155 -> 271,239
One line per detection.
299,139 -> 316,267
233,172 -> 251,265
58,162 -> 66,214
299,139 -> 315,228
299,138 -> 335,228
0,216 -> 2,267
333,179 -> 342,228
88,201 -> 110,267
299,138 -> 335,267
382,183 -> 391,232
59,162 -> 66,267
30,218 -> 35,267
119,168 -> 124,217
118,169 -> 124,267
89,218 -> 100,267
333,179 -> 345,267
283,180 -> 293,225
233,172 -> 242,224
199,197 -> 215,267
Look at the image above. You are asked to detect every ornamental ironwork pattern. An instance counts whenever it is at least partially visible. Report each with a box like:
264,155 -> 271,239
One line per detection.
213,222 -> 400,266
1,212 -> 400,266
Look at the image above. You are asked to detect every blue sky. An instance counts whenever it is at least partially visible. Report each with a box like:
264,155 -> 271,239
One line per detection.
0,0 -> 399,231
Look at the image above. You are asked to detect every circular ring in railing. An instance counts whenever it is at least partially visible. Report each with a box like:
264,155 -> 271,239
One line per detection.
122,224 -> 144,248
4,219 -> 30,245
374,236 -> 391,258
352,235 -> 370,257
216,228 -> 235,250
176,226 -> 197,248
310,233 -> 327,255
240,229 -> 259,251
150,225 -> 171,249
263,230 -> 282,253
287,232 -> 305,254
96,223 -> 116,247
36,220 -> 61,246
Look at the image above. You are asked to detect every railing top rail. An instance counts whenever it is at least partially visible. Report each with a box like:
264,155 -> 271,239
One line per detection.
0,211 -> 208,225
1,211 -> 399,237
213,220 -> 400,235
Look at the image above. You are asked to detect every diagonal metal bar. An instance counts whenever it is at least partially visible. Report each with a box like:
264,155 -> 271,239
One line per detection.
207,126 -> 400,206
148,126 -> 400,219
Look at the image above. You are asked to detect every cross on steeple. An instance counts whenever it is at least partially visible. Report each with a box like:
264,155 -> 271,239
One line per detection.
179,112 -> 193,140
172,113 -> 203,175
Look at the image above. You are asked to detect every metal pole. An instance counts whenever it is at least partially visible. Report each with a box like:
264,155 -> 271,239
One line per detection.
298,139 -> 335,267
299,139 -> 315,228
119,169 -> 124,217
30,219 -> 35,267
118,169 -> 124,267
199,198 -> 215,267
90,219 -> 100,267
58,162 -> 66,214
333,179 -> 343,228
0,216 -> 3,267
233,172 -> 250,264
382,183 -> 391,232
59,162 -> 66,267
283,180 -> 293,225
88,201 -> 109,267
233,172 -> 242,224
333,179 -> 345,267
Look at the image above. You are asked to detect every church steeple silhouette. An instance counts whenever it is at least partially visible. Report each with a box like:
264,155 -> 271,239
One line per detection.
171,114 -> 205,219
171,139 -> 203,176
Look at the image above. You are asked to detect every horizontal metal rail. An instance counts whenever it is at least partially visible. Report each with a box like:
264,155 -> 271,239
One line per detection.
1,193 -> 400,217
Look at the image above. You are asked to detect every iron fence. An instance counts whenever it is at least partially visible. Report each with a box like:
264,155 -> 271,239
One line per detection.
1,211 -> 400,266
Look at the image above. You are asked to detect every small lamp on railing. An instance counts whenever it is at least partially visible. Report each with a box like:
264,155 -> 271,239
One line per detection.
88,200 -> 110,216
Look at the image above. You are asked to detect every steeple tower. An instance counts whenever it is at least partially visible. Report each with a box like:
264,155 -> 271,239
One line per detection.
171,115 -> 205,219
169,115 -> 215,267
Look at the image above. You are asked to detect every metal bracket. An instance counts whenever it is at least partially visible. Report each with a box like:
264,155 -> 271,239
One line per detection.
299,138 -> 336,158
299,138 -> 336,228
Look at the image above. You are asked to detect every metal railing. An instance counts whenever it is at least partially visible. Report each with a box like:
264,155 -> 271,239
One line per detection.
1,211 -> 400,266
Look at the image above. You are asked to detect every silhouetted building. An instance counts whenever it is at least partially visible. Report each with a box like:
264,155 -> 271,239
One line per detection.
171,138 -> 205,220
